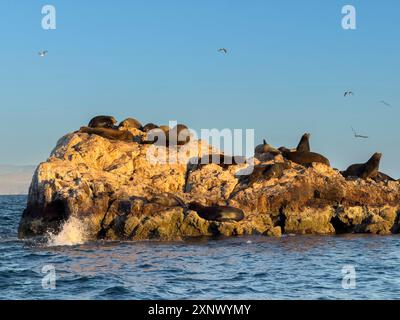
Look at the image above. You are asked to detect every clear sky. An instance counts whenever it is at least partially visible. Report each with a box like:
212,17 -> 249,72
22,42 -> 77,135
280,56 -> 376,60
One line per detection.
0,0 -> 399,176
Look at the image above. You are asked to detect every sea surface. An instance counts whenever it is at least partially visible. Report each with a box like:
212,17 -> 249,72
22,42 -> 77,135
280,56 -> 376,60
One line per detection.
1,195 -> 400,300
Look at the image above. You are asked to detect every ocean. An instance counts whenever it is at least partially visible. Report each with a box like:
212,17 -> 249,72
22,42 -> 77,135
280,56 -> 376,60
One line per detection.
1,195 -> 399,300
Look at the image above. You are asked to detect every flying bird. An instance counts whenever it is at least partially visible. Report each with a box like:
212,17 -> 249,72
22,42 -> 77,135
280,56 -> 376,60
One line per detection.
38,50 -> 48,57
351,126 -> 369,139
218,48 -> 228,54
380,100 -> 392,107
344,91 -> 354,97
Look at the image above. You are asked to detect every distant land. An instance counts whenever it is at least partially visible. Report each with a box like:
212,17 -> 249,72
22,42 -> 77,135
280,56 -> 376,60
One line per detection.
0,165 -> 36,195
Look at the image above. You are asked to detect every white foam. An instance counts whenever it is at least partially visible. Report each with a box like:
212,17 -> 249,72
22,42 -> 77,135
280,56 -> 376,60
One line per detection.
47,216 -> 88,246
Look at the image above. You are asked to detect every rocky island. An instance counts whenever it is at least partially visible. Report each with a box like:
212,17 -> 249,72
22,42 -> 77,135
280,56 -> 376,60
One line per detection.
18,119 -> 400,241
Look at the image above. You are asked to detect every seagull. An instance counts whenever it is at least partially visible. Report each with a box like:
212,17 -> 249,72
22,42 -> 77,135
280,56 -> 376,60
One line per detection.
218,48 -> 228,54
38,50 -> 48,57
344,91 -> 354,97
351,126 -> 369,139
380,100 -> 392,107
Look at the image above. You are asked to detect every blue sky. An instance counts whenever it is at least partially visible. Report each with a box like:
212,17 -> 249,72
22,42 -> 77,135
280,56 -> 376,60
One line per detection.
0,0 -> 399,176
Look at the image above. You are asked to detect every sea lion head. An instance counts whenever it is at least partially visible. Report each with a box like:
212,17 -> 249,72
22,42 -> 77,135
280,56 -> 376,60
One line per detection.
278,147 -> 291,153
372,152 -> 382,160
368,152 -> 382,164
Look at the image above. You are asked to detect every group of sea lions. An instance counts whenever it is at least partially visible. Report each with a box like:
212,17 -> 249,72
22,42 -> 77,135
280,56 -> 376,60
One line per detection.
80,116 -> 395,225
80,115 -> 191,146
255,132 -> 394,182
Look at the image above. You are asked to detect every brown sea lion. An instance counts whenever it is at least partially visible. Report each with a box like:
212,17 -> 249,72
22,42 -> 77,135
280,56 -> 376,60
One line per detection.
261,161 -> 291,180
240,161 -> 290,185
151,193 -> 185,207
159,125 -> 170,133
254,139 -> 280,155
142,124 -> 191,147
296,133 -> 311,152
118,118 -> 143,130
196,154 -> 247,169
141,126 -> 169,145
80,126 -> 134,142
142,123 -> 159,132
188,202 -> 244,222
169,124 -> 191,146
88,115 -> 117,129
373,172 -> 396,183
279,147 -> 330,167
341,153 -> 382,180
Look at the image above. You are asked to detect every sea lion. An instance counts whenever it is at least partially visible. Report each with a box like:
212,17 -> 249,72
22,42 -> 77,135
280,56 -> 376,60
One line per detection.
196,154 -> 247,169
142,123 -> 159,132
254,139 -> 280,155
80,126 -> 134,142
88,115 -> 117,129
296,133 -> 311,152
159,125 -> 170,133
240,161 -> 290,186
374,172 -> 396,183
279,147 -> 330,167
169,124 -> 191,146
118,118 -> 143,130
341,153 -> 382,180
261,161 -> 290,180
141,124 -> 191,147
188,202 -> 244,222
150,193 -> 185,207
141,126 -> 169,145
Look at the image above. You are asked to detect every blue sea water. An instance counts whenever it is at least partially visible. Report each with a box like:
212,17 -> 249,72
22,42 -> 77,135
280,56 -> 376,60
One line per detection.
1,195 -> 400,300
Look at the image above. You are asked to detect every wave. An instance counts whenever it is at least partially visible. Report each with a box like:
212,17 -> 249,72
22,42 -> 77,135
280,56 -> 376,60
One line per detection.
47,216 -> 88,246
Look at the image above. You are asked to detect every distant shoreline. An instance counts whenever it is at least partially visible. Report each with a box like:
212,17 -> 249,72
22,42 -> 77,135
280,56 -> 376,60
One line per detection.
0,164 -> 35,196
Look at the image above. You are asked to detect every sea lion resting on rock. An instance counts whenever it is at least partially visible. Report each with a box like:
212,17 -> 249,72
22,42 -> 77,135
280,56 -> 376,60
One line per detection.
188,202 -> 245,222
195,154 -> 247,169
142,123 -> 159,132
254,139 -> 280,155
374,172 -> 396,183
142,124 -> 191,146
79,126 -> 134,142
238,161 -> 290,188
150,193 -> 244,222
341,153 -> 382,180
88,115 -> 117,129
279,147 -> 330,167
251,162 -> 290,181
150,192 -> 185,207
118,118 -> 143,130
296,133 -> 311,152
170,124 -> 191,146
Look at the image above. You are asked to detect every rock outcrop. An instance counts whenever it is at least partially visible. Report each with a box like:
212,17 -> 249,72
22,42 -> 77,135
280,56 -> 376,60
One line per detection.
18,129 -> 400,241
